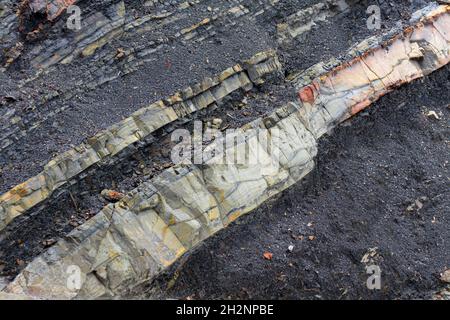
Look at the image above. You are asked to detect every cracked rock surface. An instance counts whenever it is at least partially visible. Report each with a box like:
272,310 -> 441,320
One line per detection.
0,0 -> 449,299
145,64 -> 450,300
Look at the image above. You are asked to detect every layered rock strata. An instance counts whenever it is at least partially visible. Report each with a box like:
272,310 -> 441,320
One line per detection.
0,0 -> 284,152
1,4 -> 449,299
2,0 -> 424,194
0,50 -> 282,231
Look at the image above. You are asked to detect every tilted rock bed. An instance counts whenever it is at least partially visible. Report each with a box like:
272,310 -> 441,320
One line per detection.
0,50 -> 285,277
0,1 -> 432,248
144,64 -> 450,300
0,3 -> 448,299
0,0 -> 431,192
0,0 -> 426,278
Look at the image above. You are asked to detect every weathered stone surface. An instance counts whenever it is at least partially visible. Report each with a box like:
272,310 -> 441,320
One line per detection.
0,277 -> 8,291
277,0 -> 350,45
2,3 -> 449,300
0,50 -> 281,232
26,0 -> 77,21
0,1 -> 20,70
441,269 -> 450,283
0,0 -> 283,153
294,5 -> 450,138
4,97 -> 317,299
0,292 -> 33,300
101,189 -> 125,202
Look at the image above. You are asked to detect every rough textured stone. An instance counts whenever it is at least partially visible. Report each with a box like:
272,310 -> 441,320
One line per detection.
2,3 -> 449,300
0,49 -> 281,232
0,0 -> 283,153
294,5 -> 450,138
4,99 -> 317,299
29,0 -> 77,21
277,0 -> 349,45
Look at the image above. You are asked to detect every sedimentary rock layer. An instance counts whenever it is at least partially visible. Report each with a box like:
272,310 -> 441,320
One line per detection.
0,50 -> 281,231
1,0 -> 424,194
0,0 -> 281,153
295,4 -> 450,138
2,4 -> 449,299
5,101 -> 317,300
0,1 -> 437,234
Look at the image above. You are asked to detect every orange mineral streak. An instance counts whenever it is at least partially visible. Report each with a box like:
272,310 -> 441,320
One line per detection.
10,185 -> 29,198
105,190 -> 124,201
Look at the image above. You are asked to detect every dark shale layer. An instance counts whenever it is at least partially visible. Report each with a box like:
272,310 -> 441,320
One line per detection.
0,0 -> 430,280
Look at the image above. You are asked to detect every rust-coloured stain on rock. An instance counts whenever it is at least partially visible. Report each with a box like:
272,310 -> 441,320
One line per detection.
298,83 -> 318,104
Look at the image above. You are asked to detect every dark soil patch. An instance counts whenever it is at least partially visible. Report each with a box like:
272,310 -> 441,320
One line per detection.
139,64 -> 450,300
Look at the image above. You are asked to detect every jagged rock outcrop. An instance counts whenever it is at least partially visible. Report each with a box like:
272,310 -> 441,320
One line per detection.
2,4 -> 448,299
1,0 -> 427,199
294,4 -> 450,138
0,0 -> 282,152
5,100 -> 317,299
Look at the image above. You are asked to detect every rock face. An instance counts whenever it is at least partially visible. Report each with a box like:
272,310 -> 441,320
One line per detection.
2,4 -> 449,299
6,100 -> 317,300
277,0 -> 350,45
0,0 -> 281,154
0,49 -> 281,232
295,5 -> 450,138
29,1 -> 77,21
